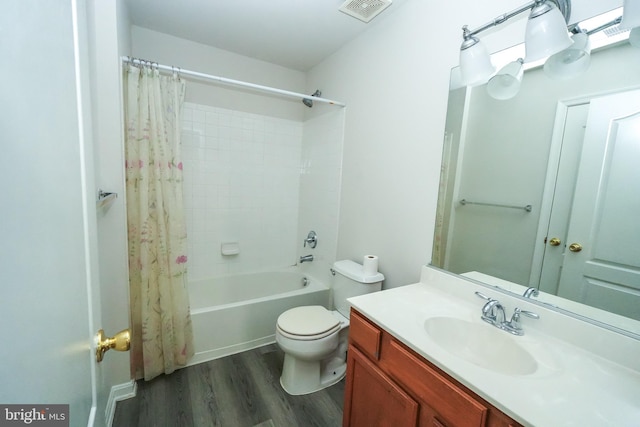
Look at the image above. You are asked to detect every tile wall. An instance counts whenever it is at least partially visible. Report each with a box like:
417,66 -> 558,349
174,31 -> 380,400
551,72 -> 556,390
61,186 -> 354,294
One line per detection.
181,102 -> 304,280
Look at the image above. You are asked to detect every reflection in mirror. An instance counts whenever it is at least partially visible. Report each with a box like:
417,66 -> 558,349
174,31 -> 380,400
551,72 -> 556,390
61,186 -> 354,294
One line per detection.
432,10 -> 640,336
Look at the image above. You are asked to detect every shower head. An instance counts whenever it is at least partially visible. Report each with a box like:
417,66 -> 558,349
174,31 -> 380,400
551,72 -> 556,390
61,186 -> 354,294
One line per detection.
302,90 -> 322,108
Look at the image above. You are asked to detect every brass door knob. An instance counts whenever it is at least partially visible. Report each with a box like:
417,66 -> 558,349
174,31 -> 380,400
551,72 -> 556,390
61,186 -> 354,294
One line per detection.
548,237 -> 561,246
96,328 -> 131,363
569,243 -> 583,252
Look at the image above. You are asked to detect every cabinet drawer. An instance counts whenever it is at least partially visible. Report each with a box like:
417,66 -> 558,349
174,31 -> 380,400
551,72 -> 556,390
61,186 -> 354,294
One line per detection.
349,309 -> 382,360
385,338 -> 487,427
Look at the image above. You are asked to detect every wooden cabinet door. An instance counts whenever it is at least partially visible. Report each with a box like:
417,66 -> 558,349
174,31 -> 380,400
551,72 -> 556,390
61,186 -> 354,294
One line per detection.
384,338 -> 487,427
343,345 -> 419,427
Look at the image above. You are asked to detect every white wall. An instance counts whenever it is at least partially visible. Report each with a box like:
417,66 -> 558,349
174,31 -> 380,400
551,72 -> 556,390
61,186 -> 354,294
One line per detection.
296,109 -> 346,282
131,26 -> 307,121
306,0 -> 623,289
307,0 -> 457,289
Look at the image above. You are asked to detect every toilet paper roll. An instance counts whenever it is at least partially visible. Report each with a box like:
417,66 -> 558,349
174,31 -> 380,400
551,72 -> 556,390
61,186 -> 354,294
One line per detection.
363,255 -> 379,277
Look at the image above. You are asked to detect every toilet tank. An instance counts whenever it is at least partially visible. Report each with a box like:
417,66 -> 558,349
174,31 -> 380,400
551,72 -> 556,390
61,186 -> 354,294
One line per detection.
332,260 -> 384,318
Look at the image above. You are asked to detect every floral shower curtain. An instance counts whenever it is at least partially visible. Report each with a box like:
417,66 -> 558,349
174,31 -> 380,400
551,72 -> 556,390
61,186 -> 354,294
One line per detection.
432,131 -> 453,268
123,63 -> 194,381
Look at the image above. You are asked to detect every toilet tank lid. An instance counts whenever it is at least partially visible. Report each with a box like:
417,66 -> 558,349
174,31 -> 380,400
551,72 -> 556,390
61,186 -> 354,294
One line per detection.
333,260 -> 385,284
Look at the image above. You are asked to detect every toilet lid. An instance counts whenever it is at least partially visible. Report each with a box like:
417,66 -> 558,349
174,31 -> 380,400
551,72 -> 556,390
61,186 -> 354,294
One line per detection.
277,306 -> 340,337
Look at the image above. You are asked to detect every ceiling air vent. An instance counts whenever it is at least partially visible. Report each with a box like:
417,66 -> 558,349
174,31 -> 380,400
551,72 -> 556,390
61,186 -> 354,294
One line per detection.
339,0 -> 392,23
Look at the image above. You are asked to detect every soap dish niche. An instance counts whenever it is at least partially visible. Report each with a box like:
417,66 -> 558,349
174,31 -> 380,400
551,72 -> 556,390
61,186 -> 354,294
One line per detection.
221,242 -> 240,256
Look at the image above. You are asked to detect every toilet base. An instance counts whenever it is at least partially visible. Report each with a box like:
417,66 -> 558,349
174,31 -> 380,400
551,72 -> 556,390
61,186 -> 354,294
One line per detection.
280,354 -> 347,395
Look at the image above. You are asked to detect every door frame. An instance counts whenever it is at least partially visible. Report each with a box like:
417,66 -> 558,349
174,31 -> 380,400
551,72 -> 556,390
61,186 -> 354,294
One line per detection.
72,0 -> 101,423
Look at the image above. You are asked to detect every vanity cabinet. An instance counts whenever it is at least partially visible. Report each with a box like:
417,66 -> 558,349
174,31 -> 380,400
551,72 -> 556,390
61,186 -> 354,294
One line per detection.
343,309 -> 523,427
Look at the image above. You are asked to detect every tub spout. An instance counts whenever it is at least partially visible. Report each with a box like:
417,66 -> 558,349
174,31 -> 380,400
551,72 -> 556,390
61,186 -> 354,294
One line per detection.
299,254 -> 314,263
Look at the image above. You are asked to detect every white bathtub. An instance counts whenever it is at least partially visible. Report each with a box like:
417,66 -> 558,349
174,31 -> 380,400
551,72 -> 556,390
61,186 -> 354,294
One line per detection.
188,269 -> 331,366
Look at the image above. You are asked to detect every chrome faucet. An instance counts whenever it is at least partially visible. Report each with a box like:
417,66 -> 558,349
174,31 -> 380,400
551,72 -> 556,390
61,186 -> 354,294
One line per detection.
303,231 -> 318,248
299,254 -> 314,263
475,292 -> 538,335
522,287 -> 540,298
480,299 -> 506,326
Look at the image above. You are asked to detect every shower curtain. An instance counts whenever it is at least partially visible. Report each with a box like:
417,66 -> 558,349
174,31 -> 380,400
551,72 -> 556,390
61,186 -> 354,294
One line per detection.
123,63 -> 194,380
432,131 -> 453,268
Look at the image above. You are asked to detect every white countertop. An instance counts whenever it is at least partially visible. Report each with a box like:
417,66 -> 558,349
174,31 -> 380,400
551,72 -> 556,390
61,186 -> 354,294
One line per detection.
347,266 -> 640,427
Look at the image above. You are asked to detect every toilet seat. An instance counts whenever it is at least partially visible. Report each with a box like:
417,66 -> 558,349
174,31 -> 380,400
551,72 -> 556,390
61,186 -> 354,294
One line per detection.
277,306 -> 341,341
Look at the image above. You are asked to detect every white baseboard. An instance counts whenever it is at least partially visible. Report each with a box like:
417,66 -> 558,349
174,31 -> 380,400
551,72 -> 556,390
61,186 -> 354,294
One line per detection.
106,380 -> 137,427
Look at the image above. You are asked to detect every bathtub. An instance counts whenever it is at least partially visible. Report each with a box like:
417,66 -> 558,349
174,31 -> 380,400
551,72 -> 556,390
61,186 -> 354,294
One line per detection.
188,269 -> 331,366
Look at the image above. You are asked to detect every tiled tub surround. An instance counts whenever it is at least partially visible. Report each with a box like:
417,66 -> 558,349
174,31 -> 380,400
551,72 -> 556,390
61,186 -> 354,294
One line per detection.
348,266 -> 640,426
182,103 -> 301,279
181,103 -> 343,280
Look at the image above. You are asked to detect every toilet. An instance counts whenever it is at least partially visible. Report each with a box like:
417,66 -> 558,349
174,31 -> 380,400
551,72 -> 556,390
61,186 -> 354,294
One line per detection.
275,260 -> 384,395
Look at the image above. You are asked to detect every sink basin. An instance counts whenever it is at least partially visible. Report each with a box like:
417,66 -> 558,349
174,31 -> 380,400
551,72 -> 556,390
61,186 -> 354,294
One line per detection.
424,316 -> 538,375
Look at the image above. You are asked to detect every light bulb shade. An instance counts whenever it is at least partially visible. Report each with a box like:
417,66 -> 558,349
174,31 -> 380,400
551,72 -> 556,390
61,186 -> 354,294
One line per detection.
629,27 -> 640,48
487,59 -> 524,100
459,38 -> 495,86
621,0 -> 640,29
544,31 -> 591,80
524,1 -> 573,62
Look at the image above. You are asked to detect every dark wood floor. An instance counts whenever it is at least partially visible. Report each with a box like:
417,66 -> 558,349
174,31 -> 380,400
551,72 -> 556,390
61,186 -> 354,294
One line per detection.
113,344 -> 345,427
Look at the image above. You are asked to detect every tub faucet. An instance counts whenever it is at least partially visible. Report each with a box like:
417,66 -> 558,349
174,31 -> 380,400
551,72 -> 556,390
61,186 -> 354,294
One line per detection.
523,287 -> 539,298
299,254 -> 314,263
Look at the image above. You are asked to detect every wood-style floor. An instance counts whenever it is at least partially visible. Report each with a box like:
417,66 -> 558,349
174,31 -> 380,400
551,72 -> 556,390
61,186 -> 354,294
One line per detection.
113,344 -> 345,427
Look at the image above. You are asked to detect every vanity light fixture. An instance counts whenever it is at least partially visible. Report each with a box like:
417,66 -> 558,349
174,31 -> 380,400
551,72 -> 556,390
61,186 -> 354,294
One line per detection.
621,0 -> 640,48
544,11 -> 639,80
523,0 -> 573,62
459,0 -> 571,86
543,28 -> 591,80
459,26 -> 496,86
463,1 -> 639,95
629,27 -> 640,48
621,0 -> 640,30
487,58 -> 524,100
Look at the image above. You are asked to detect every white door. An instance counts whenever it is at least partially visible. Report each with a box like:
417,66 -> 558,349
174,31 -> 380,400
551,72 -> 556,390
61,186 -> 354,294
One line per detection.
538,103 -> 589,295
0,1 -> 100,426
556,90 -> 640,320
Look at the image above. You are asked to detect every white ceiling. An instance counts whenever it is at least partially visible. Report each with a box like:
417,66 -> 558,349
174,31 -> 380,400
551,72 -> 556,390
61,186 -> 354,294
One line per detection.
124,0 -> 407,71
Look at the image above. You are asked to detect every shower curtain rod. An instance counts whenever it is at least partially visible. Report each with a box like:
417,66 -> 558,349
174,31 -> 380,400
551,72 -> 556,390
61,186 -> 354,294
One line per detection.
121,56 -> 346,107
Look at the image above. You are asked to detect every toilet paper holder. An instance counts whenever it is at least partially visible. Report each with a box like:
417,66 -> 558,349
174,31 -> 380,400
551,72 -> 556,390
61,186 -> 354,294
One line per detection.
303,231 -> 318,249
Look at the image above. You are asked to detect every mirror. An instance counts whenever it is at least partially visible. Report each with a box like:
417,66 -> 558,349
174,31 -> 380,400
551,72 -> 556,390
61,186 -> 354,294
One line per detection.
432,9 -> 640,336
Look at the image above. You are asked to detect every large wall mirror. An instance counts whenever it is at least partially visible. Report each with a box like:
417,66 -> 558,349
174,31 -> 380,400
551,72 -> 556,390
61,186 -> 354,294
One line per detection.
432,7 -> 640,335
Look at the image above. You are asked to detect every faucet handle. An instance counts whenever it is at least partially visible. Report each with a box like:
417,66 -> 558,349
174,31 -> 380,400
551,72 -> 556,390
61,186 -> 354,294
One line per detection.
304,230 -> 317,248
515,308 -> 540,319
475,291 -> 492,301
504,307 -> 539,335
